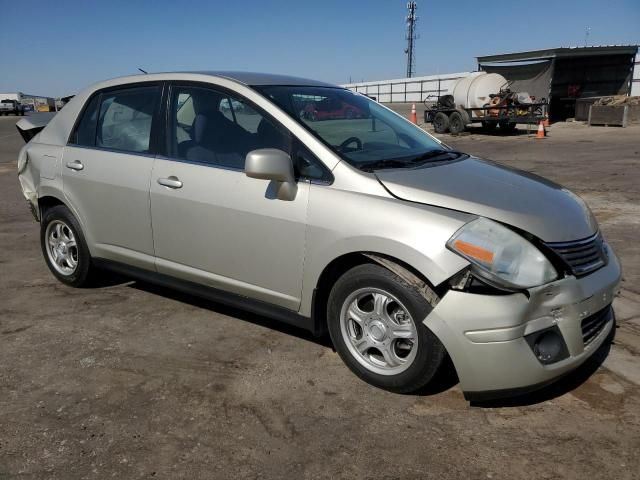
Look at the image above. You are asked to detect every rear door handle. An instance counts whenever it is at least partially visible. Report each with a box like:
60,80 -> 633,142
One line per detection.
66,160 -> 84,171
157,176 -> 183,189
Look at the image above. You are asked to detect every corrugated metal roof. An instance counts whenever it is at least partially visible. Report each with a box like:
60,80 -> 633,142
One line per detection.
477,45 -> 638,64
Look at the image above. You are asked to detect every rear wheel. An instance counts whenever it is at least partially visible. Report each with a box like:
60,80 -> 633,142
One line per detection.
433,112 -> 450,134
327,263 -> 445,393
40,205 -> 96,287
448,112 -> 466,134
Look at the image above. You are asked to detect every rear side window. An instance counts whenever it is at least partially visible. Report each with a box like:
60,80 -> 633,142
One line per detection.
96,86 -> 160,153
73,94 -> 100,147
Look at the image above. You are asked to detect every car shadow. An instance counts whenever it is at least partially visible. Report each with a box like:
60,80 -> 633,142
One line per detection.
415,354 -> 460,396
128,278 -> 461,396
127,279 -> 334,349
458,125 -> 537,137
470,325 -> 616,408
88,271 -> 614,405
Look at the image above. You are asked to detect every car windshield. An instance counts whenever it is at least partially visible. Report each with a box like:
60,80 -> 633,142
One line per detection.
255,85 -> 455,170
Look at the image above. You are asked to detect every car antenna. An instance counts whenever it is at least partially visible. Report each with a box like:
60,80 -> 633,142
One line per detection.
138,68 -> 148,74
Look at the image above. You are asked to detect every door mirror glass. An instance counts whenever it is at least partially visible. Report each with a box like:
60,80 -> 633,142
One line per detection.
245,148 -> 297,201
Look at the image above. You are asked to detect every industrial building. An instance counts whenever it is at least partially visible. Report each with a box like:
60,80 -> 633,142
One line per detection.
344,45 -> 639,121
478,45 -> 639,121
0,92 -> 55,111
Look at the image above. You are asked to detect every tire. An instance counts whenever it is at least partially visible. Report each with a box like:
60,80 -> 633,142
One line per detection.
448,112 -> 465,134
499,121 -> 517,133
432,112 -> 449,134
482,121 -> 497,132
40,205 -> 95,287
327,263 -> 445,393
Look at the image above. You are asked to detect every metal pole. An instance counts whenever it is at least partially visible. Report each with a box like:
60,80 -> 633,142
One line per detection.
405,2 -> 418,78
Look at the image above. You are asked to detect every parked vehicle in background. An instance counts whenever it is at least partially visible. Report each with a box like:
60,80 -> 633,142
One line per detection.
302,96 -> 365,121
424,72 -> 547,134
0,99 -> 26,116
16,71 -> 620,401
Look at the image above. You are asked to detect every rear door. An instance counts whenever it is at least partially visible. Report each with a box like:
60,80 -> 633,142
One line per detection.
63,83 -> 162,270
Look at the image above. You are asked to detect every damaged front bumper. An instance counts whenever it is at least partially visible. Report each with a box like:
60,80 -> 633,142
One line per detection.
424,251 -> 621,401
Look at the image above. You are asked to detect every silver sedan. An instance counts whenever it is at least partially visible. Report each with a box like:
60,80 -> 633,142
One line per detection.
17,72 -> 620,400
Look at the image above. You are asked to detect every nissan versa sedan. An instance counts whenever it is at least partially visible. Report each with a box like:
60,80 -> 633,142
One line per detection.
16,72 -> 621,400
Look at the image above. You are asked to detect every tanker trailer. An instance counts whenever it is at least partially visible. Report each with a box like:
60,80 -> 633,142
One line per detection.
424,71 -> 547,134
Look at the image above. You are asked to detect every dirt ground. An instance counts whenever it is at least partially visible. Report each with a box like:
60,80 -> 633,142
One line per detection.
1,116 -> 639,479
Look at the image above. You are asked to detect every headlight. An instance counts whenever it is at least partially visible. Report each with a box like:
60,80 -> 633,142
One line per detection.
447,217 -> 557,289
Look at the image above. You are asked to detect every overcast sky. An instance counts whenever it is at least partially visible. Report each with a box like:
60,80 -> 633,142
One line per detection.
1,0 -> 638,96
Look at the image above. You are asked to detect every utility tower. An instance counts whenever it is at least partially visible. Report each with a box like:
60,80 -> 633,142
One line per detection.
404,2 -> 418,78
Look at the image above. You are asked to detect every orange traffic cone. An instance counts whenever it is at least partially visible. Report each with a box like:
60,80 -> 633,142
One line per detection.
543,115 -> 549,128
536,121 -> 546,139
410,103 -> 417,124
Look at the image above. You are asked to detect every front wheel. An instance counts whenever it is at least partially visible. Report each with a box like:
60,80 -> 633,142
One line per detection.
327,263 -> 445,393
41,205 -> 96,287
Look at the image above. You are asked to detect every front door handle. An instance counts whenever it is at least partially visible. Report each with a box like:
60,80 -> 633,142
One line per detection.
66,160 -> 84,171
157,176 -> 183,189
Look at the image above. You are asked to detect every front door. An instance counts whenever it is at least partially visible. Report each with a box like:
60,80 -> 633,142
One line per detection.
62,84 -> 162,270
150,84 -> 309,310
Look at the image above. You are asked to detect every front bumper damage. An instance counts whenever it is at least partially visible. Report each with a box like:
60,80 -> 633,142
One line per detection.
424,251 -> 621,400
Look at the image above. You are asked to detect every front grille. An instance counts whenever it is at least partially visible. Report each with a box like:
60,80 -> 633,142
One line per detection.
545,232 -> 607,277
581,305 -> 612,346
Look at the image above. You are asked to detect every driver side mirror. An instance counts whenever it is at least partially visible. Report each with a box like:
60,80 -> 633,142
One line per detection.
245,148 -> 298,201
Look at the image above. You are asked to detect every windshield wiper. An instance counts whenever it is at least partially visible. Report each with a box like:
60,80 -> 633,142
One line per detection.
359,159 -> 416,172
359,149 -> 463,172
408,149 -> 463,164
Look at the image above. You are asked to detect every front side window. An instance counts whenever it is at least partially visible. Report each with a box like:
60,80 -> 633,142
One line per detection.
95,86 -> 160,153
255,86 -> 452,171
169,85 -> 290,170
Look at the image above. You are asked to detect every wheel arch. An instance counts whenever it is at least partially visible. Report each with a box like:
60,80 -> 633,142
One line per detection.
38,194 -> 67,217
310,251 -> 446,337
37,192 -> 94,253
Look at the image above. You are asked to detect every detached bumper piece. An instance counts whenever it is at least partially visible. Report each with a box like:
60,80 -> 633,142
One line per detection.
26,200 -> 39,222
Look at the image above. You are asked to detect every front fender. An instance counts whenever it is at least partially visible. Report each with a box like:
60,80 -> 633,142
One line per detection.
299,186 -> 472,317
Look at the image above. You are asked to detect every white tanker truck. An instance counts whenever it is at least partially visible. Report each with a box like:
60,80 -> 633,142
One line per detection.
424,72 -> 548,134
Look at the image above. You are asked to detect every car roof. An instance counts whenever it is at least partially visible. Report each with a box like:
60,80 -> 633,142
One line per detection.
187,71 -> 337,87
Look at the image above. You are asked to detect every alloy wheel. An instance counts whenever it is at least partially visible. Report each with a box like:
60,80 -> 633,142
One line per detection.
45,220 -> 79,276
339,288 -> 418,375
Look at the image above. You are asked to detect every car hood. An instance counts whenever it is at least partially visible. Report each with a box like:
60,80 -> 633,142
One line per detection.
375,156 -> 597,242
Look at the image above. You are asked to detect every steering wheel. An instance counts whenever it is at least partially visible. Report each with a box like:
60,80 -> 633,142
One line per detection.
338,136 -> 363,152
